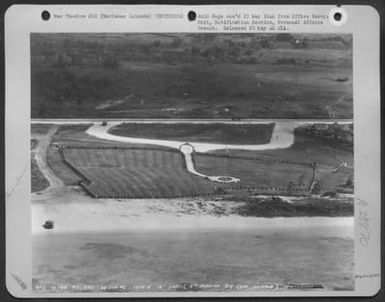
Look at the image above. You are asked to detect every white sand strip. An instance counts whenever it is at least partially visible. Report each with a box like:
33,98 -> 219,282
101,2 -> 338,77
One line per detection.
32,199 -> 354,237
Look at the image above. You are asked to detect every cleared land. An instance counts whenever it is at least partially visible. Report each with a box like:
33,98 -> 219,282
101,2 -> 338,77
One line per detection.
58,145 -> 314,198
31,33 -> 352,119
108,123 -> 275,144
61,147 -> 217,198
209,124 -> 353,194
31,124 -> 54,136
36,123 -> 352,198
195,153 -> 314,191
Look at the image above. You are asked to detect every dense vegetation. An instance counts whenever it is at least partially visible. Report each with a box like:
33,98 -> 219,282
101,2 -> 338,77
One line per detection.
227,196 -> 353,217
31,33 -> 352,119
295,123 -> 353,147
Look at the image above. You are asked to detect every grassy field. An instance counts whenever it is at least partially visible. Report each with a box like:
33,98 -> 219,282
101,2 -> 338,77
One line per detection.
47,124 -> 179,187
58,145 -> 315,198
42,123 -> 352,198
209,125 -> 353,194
46,146 -> 83,186
61,147 -> 217,198
108,123 -> 274,144
31,124 -> 54,136
37,123 -> 353,197
195,154 -> 314,191
52,124 -> 165,148
31,33 -> 352,119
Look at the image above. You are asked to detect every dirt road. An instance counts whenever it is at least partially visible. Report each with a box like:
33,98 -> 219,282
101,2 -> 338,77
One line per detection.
86,121 -> 298,152
32,125 -> 63,190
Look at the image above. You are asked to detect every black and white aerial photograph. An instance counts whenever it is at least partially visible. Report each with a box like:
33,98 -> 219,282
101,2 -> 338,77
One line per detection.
30,33 -> 354,293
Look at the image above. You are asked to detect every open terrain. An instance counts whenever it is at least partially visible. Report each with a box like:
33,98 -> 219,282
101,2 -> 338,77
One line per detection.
31,121 -> 354,291
108,123 -> 274,144
30,32 -> 355,293
33,226 -> 354,292
31,33 -> 352,119
209,123 -> 353,195
31,122 -> 353,203
57,144 -> 313,199
61,146 -> 216,198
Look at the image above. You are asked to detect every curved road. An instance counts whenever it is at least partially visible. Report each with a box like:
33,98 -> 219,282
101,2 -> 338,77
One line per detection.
86,121 -> 297,152
84,120 -> 353,182
84,121 -> 299,182
32,119 -> 352,184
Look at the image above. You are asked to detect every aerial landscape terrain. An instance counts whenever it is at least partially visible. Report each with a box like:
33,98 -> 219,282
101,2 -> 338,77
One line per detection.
32,121 -> 353,213
30,33 -> 354,293
31,33 -> 352,119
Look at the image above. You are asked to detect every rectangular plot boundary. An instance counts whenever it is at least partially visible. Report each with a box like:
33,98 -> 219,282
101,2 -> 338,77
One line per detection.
57,145 -> 316,198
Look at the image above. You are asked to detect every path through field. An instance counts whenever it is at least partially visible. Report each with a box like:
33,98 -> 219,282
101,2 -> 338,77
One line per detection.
86,121 -> 297,183
85,120 -> 353,183
31,120 -> 355,293
180,144 -> 240,183
86,121 -> 297,152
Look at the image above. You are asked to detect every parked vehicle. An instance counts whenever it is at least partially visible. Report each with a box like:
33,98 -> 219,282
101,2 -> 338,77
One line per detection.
42,220 -> 54,230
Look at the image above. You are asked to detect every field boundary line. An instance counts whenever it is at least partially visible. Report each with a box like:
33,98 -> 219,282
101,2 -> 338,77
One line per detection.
196,151 -> 316,168
58,146 -> 93,186
61,144 -> 179,153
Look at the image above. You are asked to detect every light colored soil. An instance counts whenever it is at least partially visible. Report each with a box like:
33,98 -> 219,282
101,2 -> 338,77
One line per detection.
32,188 -> 354,235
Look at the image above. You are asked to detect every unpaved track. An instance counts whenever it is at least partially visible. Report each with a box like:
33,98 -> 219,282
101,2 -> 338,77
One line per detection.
180,144 -> 240,183
86,121 -> 297,182
86,121 -> 298,152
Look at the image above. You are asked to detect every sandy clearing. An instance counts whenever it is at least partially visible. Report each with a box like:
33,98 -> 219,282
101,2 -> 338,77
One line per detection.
31,197 -> 354,236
